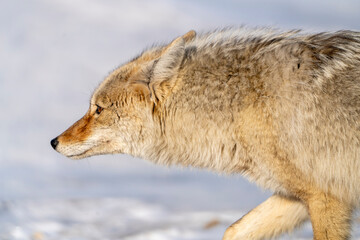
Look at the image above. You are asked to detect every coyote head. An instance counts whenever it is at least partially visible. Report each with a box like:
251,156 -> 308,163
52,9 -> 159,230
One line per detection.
51,31 -> 196,159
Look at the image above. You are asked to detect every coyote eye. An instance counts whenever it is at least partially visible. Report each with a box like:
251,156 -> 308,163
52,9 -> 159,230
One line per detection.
95,105 -> 103,115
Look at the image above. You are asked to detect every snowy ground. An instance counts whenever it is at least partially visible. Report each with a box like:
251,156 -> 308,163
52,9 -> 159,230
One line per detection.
0,198 -> 313,240
1,198 -> 360,240
1,198 -> 359,240
1,0 -> 360,239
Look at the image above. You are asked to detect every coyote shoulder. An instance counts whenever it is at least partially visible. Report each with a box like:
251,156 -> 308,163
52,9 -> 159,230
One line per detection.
52,27 -> 360,239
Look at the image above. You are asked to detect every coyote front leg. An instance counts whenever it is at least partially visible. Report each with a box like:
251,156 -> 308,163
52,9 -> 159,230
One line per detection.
223,194 -> 308,240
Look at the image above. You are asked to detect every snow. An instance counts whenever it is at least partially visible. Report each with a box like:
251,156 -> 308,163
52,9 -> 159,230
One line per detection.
0,0 -> 360,239
2,198 -> 358,239
0,198 -> 315,240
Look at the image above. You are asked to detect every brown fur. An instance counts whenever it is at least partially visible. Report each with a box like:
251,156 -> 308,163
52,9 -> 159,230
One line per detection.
52,27 -> 360,239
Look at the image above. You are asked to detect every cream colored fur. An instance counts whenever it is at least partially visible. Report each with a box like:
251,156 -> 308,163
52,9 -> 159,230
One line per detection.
223,194 -> 308,239
53,27 -> 360,239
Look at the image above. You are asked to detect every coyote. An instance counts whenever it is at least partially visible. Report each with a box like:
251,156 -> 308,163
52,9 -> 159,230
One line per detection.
51,27 -> 360,239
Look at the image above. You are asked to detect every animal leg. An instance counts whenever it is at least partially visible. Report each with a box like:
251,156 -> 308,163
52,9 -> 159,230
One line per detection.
223,194 -> 308,240
306,192 -> 353,240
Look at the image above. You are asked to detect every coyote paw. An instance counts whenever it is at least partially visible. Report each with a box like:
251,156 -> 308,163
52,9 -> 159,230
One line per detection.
222,225 -> 238,240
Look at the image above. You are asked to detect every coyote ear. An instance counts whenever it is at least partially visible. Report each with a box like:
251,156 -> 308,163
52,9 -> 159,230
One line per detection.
149,30 -> 196,102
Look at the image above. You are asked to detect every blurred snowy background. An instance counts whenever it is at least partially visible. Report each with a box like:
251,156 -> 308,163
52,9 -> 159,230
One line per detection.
1,0 -> 360,239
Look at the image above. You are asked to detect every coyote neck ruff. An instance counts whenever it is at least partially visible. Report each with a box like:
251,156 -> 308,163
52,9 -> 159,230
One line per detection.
52,28 -> 360,240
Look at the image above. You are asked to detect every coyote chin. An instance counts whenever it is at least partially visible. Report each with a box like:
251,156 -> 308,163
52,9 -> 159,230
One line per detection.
52,27 -> 360,239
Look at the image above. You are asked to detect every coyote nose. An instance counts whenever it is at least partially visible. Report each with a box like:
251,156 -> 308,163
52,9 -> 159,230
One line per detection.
51,137 -> 59,150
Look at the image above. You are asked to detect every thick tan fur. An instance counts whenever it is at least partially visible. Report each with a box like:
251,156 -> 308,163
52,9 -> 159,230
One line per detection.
53,27 -> 360,239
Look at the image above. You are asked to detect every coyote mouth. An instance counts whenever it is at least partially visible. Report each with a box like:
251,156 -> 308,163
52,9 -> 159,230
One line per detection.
66,140 -> 111,159
66,146 -> 96,160
58,144 -> 92,159
67,151 -> 89,160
